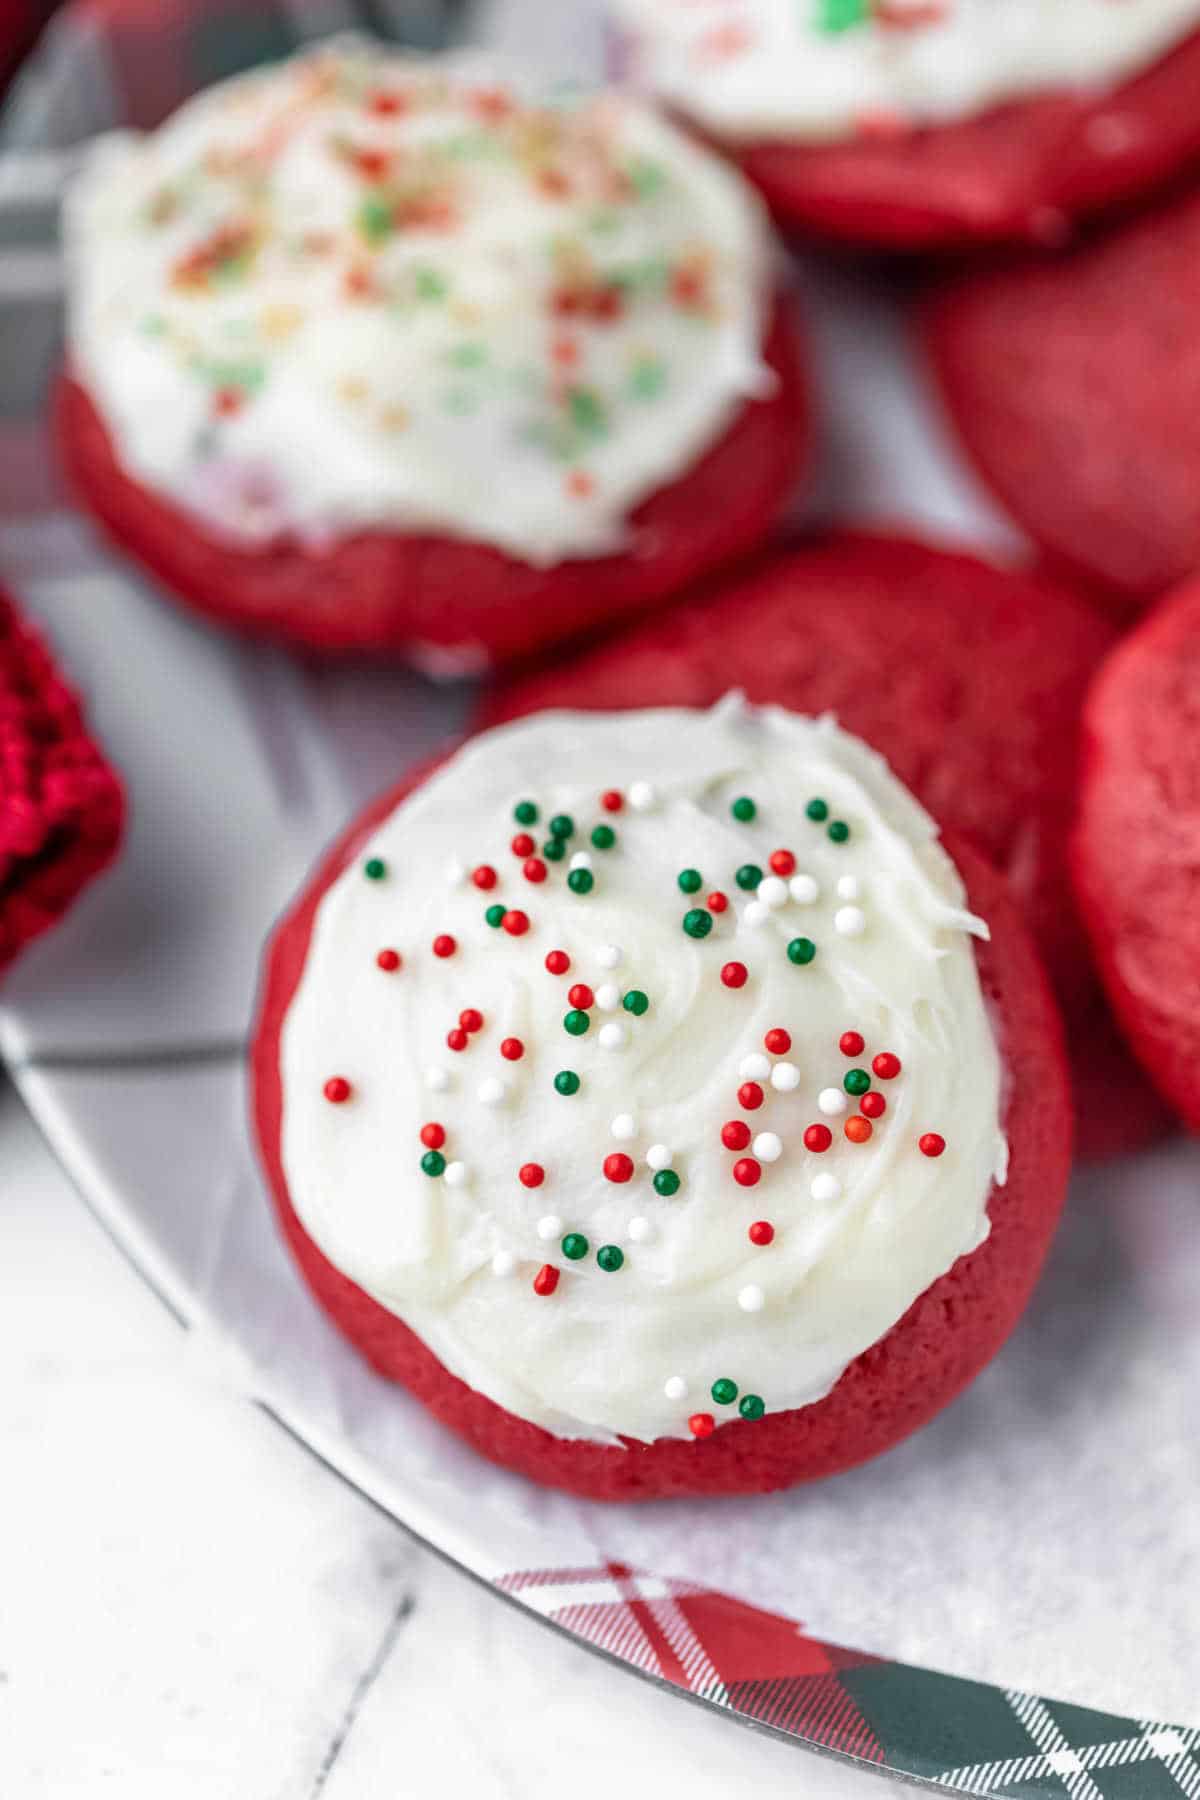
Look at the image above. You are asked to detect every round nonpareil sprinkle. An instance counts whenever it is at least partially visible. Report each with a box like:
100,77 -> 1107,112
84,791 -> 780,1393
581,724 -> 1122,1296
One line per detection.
753,1132 -> 782,1163
748,1220 -> 775,1245
533,1264 -> 559,1296
920,1132 -> 947,1157
873,1052 -> 902,1080
653,1169 -> 681,1196
478,1077 -> 507,1107
364,857 -> 387,881
722,1119 -> 751,1150
603,1152 -> 634,1183
770,1062 -> 800,1093
804,1123 -> 833,1152
375,948 -> 401,972
682,907 -> 712,938
789,874 -> 819,904
721,961 -> 748,988
562,1231 -> 589,1260
611,1113 -> 637,1140
738,1284 -> 765,1313
554,1070 -> 581,1095
323,1076 -> 352,1104
787,937 -> 816,965
597,1244 -> 624,1272
536,1213 -> 562,1240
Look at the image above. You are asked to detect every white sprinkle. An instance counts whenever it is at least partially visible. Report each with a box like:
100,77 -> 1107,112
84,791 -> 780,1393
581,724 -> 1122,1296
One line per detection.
611,1113 -> 637,1141
595,982 -> 621,1012
737,1283 -> 765,1314
663,1374 -> 687,1401
570,851 -> 593,873
628,781 -> 656,811
597,943 -> 623,969
491,1249 -> 515,1277
818,1087 -> 847,1116
789,874 -> 819,905
478,1076 -> 507,1107
835,905 -> 866,938
757,875 -> 789,910
443,1161 -> 468,1187
739,1053 -> 771,1081
445,858 -> 465,886
743,900 -> 769,927
811,1172 -> 842,1202
770,1061 -> 801,1092
836,875 -> 860,901
645,1143 -> 672,1171
598,1021 -> 627,1051
536,1214 -> 563,1242
628,1216 -> 652,1244
753,1132 -> 782,1163
426,1066 -> 451,1093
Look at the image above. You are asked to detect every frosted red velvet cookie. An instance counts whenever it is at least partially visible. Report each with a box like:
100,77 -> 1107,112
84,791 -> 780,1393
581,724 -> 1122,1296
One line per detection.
1073,579 -> 1200,1131
484,533 -> 1171,1157
612,0 -> 1200,250
56,43 -> 809,671
253,702 -> 1070,1499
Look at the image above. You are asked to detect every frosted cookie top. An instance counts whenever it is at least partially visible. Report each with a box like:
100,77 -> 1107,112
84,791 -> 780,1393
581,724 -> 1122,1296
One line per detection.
613,0 -> 1200,144
62,41 -> 773,565
278,700 -> 1008,1447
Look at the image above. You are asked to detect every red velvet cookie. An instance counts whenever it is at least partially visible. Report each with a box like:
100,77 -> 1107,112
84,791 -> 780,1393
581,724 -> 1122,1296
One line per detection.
483,533 -> 1171,1156
924,182 -> 1200,609
1073,577 -> 1200,1131
253,704 -> 1070,1500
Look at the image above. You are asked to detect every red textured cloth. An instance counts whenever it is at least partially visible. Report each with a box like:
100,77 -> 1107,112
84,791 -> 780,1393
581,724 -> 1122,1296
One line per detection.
252,764 -> 1070,1500
1073,576 -> 1200,1132
727,25 -> 1200,251
55,299 -> 810,670
0,589 -> 123,970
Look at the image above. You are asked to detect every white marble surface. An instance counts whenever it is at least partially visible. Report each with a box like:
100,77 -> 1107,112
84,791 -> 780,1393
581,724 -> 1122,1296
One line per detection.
0,1080 -> 878,1799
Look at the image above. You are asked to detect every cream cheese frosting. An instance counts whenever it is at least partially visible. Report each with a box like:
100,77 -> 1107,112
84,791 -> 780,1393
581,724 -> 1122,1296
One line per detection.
278,700 -> 1008,1447
62,41 -> 772,564
613,0 -> 1200,144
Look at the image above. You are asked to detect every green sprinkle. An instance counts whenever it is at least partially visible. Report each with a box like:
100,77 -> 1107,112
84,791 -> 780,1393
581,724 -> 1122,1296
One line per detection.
653,1169 -> 680,1197
562,1232 -> 589,1261
364,857 -> 387,881
731,796 -> 757,823
567,386 -> 607,437
485,903 -> 507,928
735,863 -> 763,892
711,1377 -> 738,1406
622,990 -> 649,1016
828,820 -> 851,844
682,908 -> 713,939
806,797 -> 829,822
554,1069 -> 581,1094
738,1394 -> 766,1421
677,868 -> 703,894
844,1068 -> 871,1097
596,1244 -> 624,1273
629,353 -> 666,400
549,814 -> 575,839
567,868 -> 594,895
564,1009 -> 590,1037
787,937 -> 817,966
590,824 -> 616,850
414,266 -> 448,302
817,0 -> 869,31
420,1150 -> 446,1177
449,341 -> 487,368
514,800 -> 539,825
357,193 -> 394,246
543,837 -> 566,862
627,155 -> 666,198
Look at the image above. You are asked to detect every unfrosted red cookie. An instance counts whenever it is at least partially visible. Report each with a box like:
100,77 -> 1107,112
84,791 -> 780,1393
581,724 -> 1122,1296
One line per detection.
0,587 -> 124,969
1073,577 -> 1200,1131
923,183 -> 1200,608
483,533 -> 1170,1156
253,756 -> 1069,1501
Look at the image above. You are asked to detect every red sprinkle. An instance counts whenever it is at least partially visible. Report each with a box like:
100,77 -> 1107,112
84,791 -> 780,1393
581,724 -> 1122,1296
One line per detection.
472,865 -> 497,890
721,961 -> 748,989
688,1412 -> 715,1439
523,858 -> 547,884
323,1077 -> 351,1104
568,983 -> 595,1009
502,910 -> 530,936
500,1037 -> 524,1061
420,1122 -> 445,1150
748,1220 -> 775,1246
845,1116 -> 873,1144
721,1120 -> 751,1151
459,1008 -> 484,1033
601,790 -> 623,813
545,949 -> 570,976
804,1123 -> 833,1153
603,1152 -> 634,1183
733,1158 -> 761,1188
769,849 -> 796,876
919,1132 -> 946,1158
446,1027 -> 469,1053
432,934 -> 456,959
873,1052 -> 902,1080
375,948 -> 401,972
839,1031 -> 865,1057
533,1264 -> 559,1297
764,1027 -> 791,1055
707,891 -> 729,914
738,1081 -> 765,1111
518,1162 -> 544,1188
511,832 -> 535,858
860,1091 -> 886,1119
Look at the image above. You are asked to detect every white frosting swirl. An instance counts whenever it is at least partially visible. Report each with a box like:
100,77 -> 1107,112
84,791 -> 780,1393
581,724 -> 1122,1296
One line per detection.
613,0 -> 1200,143
62,42 -> 772,564
278,701 -> 1007,1446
